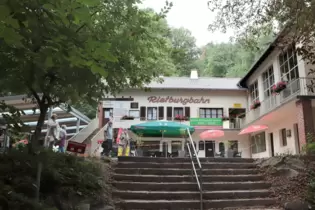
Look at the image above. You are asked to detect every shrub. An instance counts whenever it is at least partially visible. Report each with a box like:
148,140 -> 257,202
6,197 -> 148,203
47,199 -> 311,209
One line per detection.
0,150 -> 112,210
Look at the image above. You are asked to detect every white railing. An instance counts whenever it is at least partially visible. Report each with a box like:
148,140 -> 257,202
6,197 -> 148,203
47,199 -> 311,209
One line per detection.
68,118 -> 98,143
242,77 -> 315,127
89,124 -> 108,157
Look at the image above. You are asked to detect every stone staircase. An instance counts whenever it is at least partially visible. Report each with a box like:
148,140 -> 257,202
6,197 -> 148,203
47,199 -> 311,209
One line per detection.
113,156 -> 277,210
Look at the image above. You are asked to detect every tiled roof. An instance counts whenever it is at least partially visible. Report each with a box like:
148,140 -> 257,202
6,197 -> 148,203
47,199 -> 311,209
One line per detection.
145,77 -> 245,90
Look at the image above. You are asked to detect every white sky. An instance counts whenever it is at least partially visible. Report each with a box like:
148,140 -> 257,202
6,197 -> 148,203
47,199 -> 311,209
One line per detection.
140,0 -> 233,47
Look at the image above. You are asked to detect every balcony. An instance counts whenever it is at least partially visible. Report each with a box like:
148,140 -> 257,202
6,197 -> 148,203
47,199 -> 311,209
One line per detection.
242,77 -> 315,126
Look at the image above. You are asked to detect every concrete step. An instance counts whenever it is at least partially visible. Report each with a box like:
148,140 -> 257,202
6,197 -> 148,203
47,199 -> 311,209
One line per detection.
113,189 -> 271,200
112,181 -> 270,191
115,198 -> 276,209
118,156 -> 254,163
116,162 -> 256,169
114,168 -> 259,176
113,174 -> 264,182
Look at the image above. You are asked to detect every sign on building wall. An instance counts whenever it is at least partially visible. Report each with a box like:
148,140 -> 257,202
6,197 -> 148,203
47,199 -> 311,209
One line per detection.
233,103 -> 242,108
190,118 -> 223,126
147,96 -> 210,105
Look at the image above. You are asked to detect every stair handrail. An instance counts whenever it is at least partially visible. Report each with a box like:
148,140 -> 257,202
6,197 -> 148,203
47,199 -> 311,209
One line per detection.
186,128 -> 203,210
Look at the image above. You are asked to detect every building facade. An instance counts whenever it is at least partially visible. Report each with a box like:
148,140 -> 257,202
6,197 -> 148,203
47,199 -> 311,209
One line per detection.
98,74 -> 251,158
238,42 -> 315,158
98,41 -> 315,159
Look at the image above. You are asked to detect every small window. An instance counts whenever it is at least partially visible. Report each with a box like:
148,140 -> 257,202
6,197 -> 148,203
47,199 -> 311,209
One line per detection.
129,110 -> 139,118
199,141 -> 205,150
280,128 -> 287,146
130,102 -> 139,109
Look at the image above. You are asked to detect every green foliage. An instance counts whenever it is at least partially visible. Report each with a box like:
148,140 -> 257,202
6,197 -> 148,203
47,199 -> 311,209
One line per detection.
207,0 -> 315,63
302,133 -> 315,154
168,27 -> 200,76
0,0 -> 174,146
0,150 -> 110,210
73,102 -> 96,119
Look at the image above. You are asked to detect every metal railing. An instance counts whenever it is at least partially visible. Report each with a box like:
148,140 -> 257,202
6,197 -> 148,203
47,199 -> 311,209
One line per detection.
186,128 -> 203,210
242,77 -> 315,126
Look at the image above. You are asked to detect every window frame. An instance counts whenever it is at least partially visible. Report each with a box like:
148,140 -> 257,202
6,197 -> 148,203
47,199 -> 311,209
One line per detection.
262,66 -> 275,98
129,110 -> 139,118
279,45 -> 299,82
249,80 -> 259,103
130,102 -> 139,109
147,107 -> 158,120
199,108 -> 223,118
251,132 -> 266,154
173,107 -> 184,117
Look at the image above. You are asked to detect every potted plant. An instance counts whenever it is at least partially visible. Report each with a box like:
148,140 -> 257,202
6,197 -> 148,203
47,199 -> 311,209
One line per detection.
174,115 -> 189,121
121,115 -> 134,120
272,81 -> 287,94
222,116 -> 230,121
250,100 -> 261,110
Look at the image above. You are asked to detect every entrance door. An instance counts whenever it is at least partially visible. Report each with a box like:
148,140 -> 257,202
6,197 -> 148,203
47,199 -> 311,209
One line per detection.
269,133 -> 275,157
205,141 -> 215,157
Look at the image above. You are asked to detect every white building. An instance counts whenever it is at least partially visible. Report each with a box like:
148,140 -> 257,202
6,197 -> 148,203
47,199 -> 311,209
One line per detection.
97,39 -> 315,159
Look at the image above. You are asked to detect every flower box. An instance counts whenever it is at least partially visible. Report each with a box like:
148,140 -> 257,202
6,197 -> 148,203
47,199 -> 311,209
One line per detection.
272,81 -> 287,94
250,101 -> 261,110
174,115 -> 189,121
121,115 -> 134,120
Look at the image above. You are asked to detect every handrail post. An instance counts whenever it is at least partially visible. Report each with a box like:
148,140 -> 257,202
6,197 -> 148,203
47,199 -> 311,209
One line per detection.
186,128 -> 203,210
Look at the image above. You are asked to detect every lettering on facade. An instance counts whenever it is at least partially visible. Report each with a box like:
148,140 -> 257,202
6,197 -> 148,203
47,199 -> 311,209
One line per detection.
147,96 -> 210,105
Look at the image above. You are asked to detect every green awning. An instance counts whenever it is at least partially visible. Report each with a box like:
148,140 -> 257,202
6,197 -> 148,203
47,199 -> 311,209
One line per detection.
130,121 -> 195,137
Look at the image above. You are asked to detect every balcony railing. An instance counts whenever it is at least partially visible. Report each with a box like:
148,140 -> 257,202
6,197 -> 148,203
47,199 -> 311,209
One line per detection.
242,77 -> 315,126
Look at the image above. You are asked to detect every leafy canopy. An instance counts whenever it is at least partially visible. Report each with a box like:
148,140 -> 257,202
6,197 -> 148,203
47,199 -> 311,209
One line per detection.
0,0 -> 173,143
207,0 -> 315,62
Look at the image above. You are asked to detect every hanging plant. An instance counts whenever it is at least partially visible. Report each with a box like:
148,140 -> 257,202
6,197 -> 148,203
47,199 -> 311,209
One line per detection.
272,81 -> 287,94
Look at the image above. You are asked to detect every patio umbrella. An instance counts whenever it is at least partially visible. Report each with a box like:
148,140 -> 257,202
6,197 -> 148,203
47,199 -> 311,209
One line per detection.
199,130 -> 224,139
130,121 -> 195,137
238,125 -> 268,135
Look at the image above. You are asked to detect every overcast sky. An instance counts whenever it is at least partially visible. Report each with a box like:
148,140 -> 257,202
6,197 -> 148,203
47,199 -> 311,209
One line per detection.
140,0 -> 233,47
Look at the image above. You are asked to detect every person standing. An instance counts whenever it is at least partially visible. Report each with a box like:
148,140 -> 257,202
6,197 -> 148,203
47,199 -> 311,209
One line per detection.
58,125 -> 67,153
101,121 -> 113,156
45,114 -> 60,149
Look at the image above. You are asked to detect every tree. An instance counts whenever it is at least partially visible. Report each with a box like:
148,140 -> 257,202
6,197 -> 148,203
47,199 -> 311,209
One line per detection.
169,27 -> 200,76
207,0 -> 315,63
0,0 -> 173,148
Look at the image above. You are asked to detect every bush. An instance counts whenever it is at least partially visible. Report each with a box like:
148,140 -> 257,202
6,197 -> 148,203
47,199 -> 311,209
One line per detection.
0,149 -> 112,210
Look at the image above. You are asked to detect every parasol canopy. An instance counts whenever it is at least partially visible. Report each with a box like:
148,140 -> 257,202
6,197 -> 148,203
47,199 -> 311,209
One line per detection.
130,121 -> 195,137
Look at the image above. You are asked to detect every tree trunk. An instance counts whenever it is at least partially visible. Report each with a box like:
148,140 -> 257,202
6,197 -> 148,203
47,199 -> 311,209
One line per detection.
31,104 -> 49,151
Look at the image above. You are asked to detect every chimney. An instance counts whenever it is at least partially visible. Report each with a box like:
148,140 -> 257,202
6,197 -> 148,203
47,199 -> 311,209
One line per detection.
190,69 -> 198,79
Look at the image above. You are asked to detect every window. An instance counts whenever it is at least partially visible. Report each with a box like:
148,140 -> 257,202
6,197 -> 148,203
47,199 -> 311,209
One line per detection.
199,141 -> 205,150
199,108 -> 223,118
219,142 -> 225,153
167,107 -> 173,120
251,132 -> 266,154
147,107 -> 157,120
174,107 -> 184,117
249,80 -> 259,102
130,102 -> 139,109
279,45 -> 299,82
280,128 -> 287,146
129,110 -> 139,118
262,66 -> 275,98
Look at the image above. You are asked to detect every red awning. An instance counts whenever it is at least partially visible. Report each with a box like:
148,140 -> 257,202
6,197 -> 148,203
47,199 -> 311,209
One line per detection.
199,130 -> 224,139
238,125 -> 268,135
